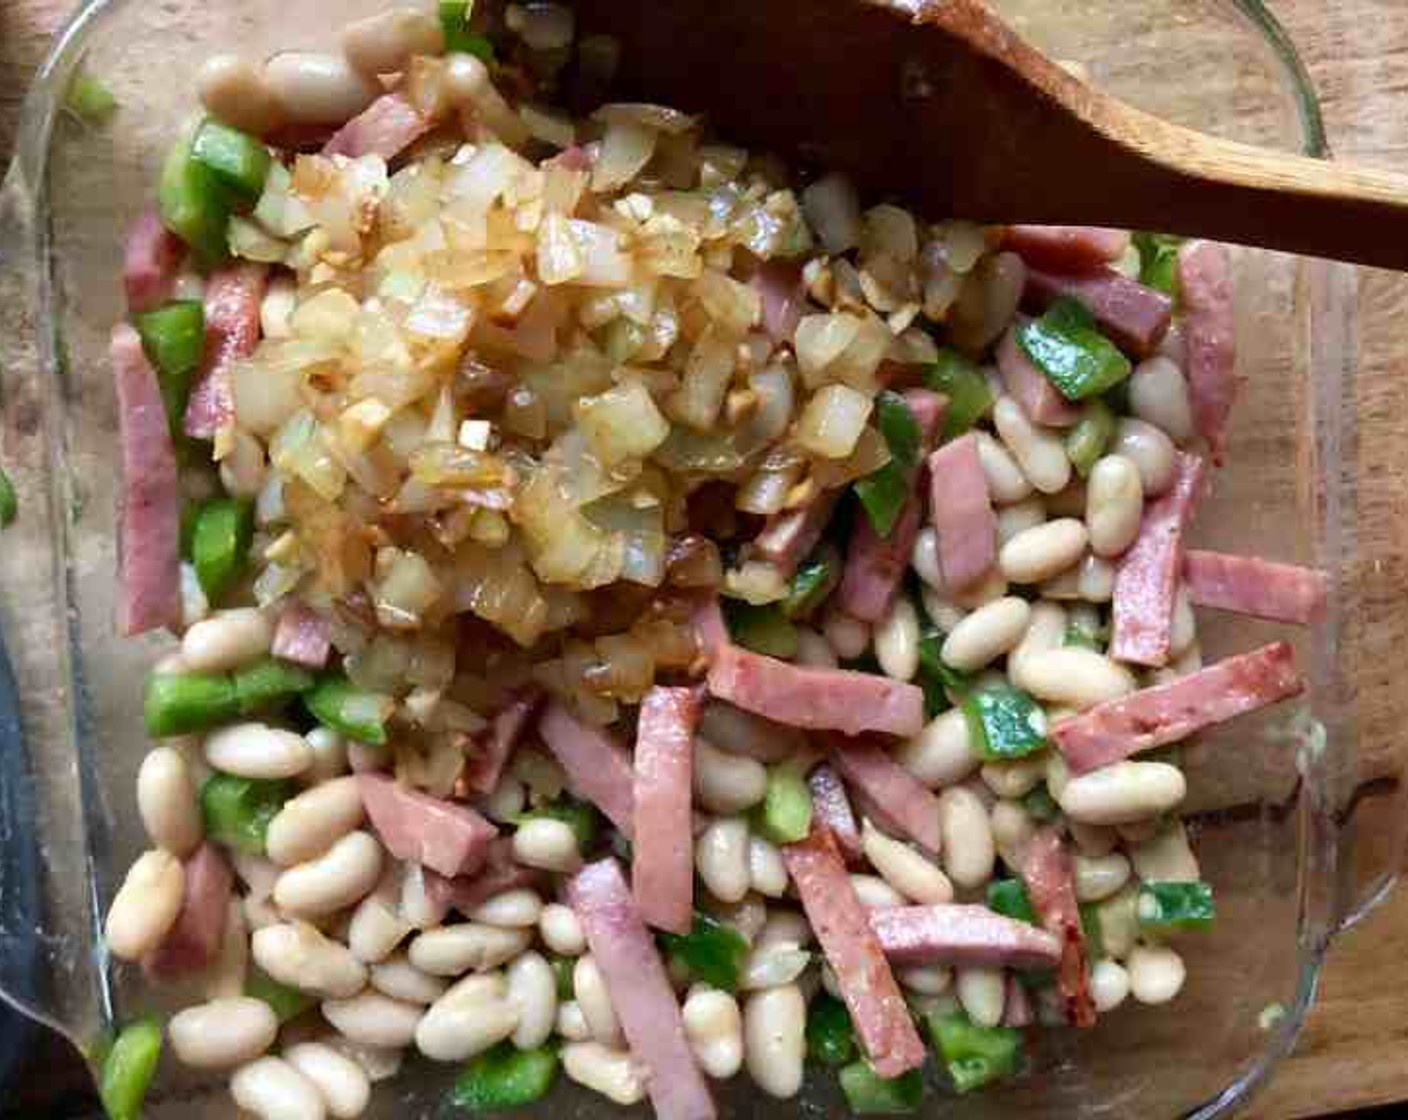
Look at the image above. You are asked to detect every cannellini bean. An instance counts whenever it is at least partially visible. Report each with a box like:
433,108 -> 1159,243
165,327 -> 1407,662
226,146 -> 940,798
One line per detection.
323,991 -> 424,1050
1095,885 -> 1141,960
470,888 -> 543,928
197,55 -> 285,135
696,817 -> 752,903
136,747 -> 203,857
480,775 -> 526,823
512,818 -> 581,873
327,1039 -> 403,1084
1070,820 -> 1118,857
683,988 -> 744,1079
862,820 -> 953,904
739,942 -> 811,991
443,54 -> 531,147
1129,821 -> 1201,882
794,627 -> 838,668
700,702 -> 801,763
744,986 -> 806,1099
938,787 -> 996,889
756,910 -> 813,950
306,726 -> 349,784
400,863 -> 451,930
875,597 -> 921,682
574,955 -> 624,1047
252,921 -> 368,999
181,608 -> 273,674
1074,853 -> 1132,902
849,874 -> 906,910
897,709 -> 980,787
1059,762 -> 1187,825
898,964 -> 953,995
1111,418 -> 1176,497
556,1000 -> 593,1042
955,570 -> 1012,612
975,431 -> 1035,504
408,923 -> 532,977
981,756 -> 1045,799
1090,959 -> 1131,1012
505,951 -> 558,1050
823,611 -> 871,661
1044,751 -> 1071,800
941,596 -> 1031,672
1086,455 -> 1144,558
371,952 -> 448,1005
169,998 -> 278,1069
341,7 -> 445,76
1127,945 -> 1186,1004
348,893 -> 411,963
716,895 -> 769,943
283,1042 -> 372,1120
1079,554 -> 1117,602
989,800 -> 1034,868
539,902 -> 587,956
105,850 -> 184,961
180,563 -> 210,628
1000,518 -> 1088,584
994,396 -> 1071,494
219,429 -> 267,499
920,585 -> 967,633
264,52 -> 379,126
1007,600 -> 1067,690
206,723 -> 312,780
206,899 -> 251,1000
231,1056 -> 326,1120
562,1042 -> 647,1105
1018,647 -> 1137,710
911,528 -> 944,589
274,831 -> 383,919
266,776 -> 366,867
955,967 -> 1006,1028
996,497 -> 1048,546
694,738 -> 768,815
1169,587 -> 1197,658
1129,356 -> 1195,444
748,836 -> 790,898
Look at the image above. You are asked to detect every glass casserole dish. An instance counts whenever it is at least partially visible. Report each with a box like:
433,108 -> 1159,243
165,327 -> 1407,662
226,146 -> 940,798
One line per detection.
0,0 -> 1403,1116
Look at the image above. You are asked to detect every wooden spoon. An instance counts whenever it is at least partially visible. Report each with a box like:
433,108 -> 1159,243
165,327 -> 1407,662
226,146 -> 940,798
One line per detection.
567,0 -> 1408,270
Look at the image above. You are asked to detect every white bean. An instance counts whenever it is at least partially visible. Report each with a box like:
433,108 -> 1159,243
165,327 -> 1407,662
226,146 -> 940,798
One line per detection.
1078,554 -> 1117,602
341,8 -> 445,76
897,709 -> 980,787
105,850 -> 184,961
955,967 -> 1006,1028
715,895 -> 768,943
480,775 -> 527,823
1059,762 -> 1186,825
875,597 -> 921,682
575,955 -> 624,1047
266,776 -> 366,867
1096,885 -> 1141,960
408,923 -> 532,976
371,952 -> 448,1005
1070,820 -> 1118,858
794,627 -> 838,668
683,988 -> 744,1079
506,951 -> 559,1050
443,54 -> 531,148
283,1042 -> 371,1120
938,787 -> 996,889
252,921 -> 368,999
748,836 -> 790,898
539,902 -> 587,956
1127,945 -> 1186,1004
989,800 -> 1034,868
849,874 -> 906,910
399,862 -> 451,930
911,527 -> 944,589
756,911 -> 813,950
996,497 -> 1048,546
231,1056 -> 327,1120
274,831 -> 383,919
1129,356 -> 1195,444
898,964 -> 953,995
823,611 -> 871,661
327,1039 -> 403,1084
1074,853 -> 1132,902
169,998 -> 278,1069
306,727 -> 349,783
1000,519 -> 1087,584
1018,647 -> 1137,710
264,52 -> 379,126
699,702 -> 802,763
1129,821 -> 1201,882
743,986 -> 806,1099
1089,959 -> 1131,1013
197,55 -> 285,136
323,991 -> 424,1049
206,723 -> 312,780
920,585 -> 967,632
512,818 -> 582,873
739,942 -> 811,991
994,396 -> 1070,494
1169,587 -> 1197,658
1044,751 -> 1071,801
941,596 -> 1031,672
206,899 -> 251,1000
136,747 -> 203,857
694,738 -> 768,815
980,756 -> 1045,799
180,563 -> 210,628
182,608 -> 273,673
1111,418 -> 1176,497
471,888 -> 543,928
1007,600 -> 1067,691
562,1042 -> 646,1105
220,428 -> 267,500
348,893 -> 411,963
556,1000 -> 593,1042
1086,455 -> 1144,558
862,820 -> 953,904
975,432 -> 1034,504
696,817 -> 752,903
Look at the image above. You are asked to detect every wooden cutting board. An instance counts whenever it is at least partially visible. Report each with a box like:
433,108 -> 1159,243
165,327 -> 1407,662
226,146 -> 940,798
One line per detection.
3,2 -> 1408,1117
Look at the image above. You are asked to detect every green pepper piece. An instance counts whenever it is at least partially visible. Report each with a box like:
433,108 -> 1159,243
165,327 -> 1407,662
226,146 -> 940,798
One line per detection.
926,1012 -> 1023,1094
0,466 -> 16,528
854,391 -> 923,538
925,350 -> 994,440
1064,614 -> 1107,653
551,956 -> 576,1000
725,601 -> 799,659
518,798 -> 603,851
66,72 -> 118,124
806,993 -> 858,1066
191,119 -> 272,210
1137,881 -> 1216,932
782,543 -> 841,621
453,1041 -> 559,1111
158,136 -> 230,267
962,684 -> 1049,761
1017,298 -> 1132,402
135,301 -> 207,431
758,758 -> 813,844
660,913 -> 750,992
439,1 -> 496,61
98,1017 -> 162,1120
1133,232 -> 1183,302
234,658 -> 316,715
1064,398 -> 1116,479
200,773 -> 293,856
304,675 -> 394,746
1021,784 -> 1059,822
144,671 -> 241,737
191,498 -> 254,604
918,671 -> 950,720
246,968 -> 314,1023
918,621 -> 973,698
986,879 -> 1038,926
839,1061 -> 923,1115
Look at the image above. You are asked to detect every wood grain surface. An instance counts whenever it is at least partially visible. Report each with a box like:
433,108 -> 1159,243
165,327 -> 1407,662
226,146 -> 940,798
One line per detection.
3,2 -> 1408,1118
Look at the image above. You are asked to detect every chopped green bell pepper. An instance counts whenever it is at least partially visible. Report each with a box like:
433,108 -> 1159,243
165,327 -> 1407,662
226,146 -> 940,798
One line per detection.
304,675 -> 394,746
1021,784 -> 1059,822
66,72 -> 118,124
246,968 -> 314,1023
758,758 -> 813,844
855,391 -> 923,537
144,670 -> 241,737
135,301 -> 206,431
190,498 -> 254,605
1018,298 -> 1132,402
806,993 -> 858,1066
1137,881 -> 1215,932
925,349 -> 993,440
918,621 -> 973,695
962,684 -> 1049,761
98,1017 -> 162,1120
439,1 -> 496,61
0,467 -> 16,528
1080,902 -> 1104,958
453,1041 -> 559,1111
725,601 -> 799,659
233,658 -> 316,715
518,798 -> 602,851
158,136 -> 230,268
1064,398 -> 1116,479
200,773 -> 293,856
660,913 -> 750,992
1132,232 -> 1183,302
986,879 -> 1038,926
551,956 -> 575,1000
839,1060 -> 924,1114
782,544 -> 841,621
926,1012 -> 1023,1094
191,119 -> 272,210
1064,616 -> 1107,653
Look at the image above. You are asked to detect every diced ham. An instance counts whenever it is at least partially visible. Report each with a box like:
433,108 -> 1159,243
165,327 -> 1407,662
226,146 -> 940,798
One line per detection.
997,323 -> 1081,427
1002,975 -> 1034,1028
458,691 -> 543,797
928,433 -> 997,591
323,93 -> 434,160
425,837 -> 544,916
110,324 -> 182,636
271,603 -> 332,668
1019,829 -> 1095,1028
1053,641 -> 1305,774
869,904 -> 1062,969
538,701 -> 636,835
807,763 -> 864,866
752,259 -> 807,346
1178,241 -> 1239,463
124,210 -> 185,314
357,773 -> 498,879
143,843 -> 233,980
1003,225 -> 1131,273
1024,266 -> 1173,358
1109,452 -> 1206,666
750,490 -> 840,578
184,262 -> 268,439
568,859 -> 716,1120
633,686 -> 703,934
783,823 -> 927,1077
902,388 -> 948,440
1183,550 -> 1326,625
828,739 -> 943,855
706,644 -> 925,738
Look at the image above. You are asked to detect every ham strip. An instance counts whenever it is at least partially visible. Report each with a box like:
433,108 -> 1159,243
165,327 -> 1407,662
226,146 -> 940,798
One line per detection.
1053,641 -> 1305,774
1003,225 -> 1130,273
110,324 -> 182,635
1024,266 -> 1172,358
752,259 -> 807,346
997,323 -> 1081,427
124,210 -> 184,314
750,490 -> 839,577
1110,452 -> 1206,666
1183,550 -> 1326,624
426,837 -> 544,916
539,701 -> 636,835
1019,829 -> 1095,1027
271,603 -> 332,668
324,93 -> 434,160
1178,241 -> 1239,462
828,738 -> 943,855
928,433 -> 997,591
633,686 -> 703,934
568,859 -> 716,1120
807,763 -> 864,865
357,773 -> 498,879
784,824 -> 927,1077
184,262 -> 268,439
869,904 -> 1062,969
143,843 -> 233,980
459,691 -> 542,797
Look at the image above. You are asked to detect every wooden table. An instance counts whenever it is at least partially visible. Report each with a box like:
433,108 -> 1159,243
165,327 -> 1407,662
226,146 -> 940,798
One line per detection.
4,2 -> 1408,1117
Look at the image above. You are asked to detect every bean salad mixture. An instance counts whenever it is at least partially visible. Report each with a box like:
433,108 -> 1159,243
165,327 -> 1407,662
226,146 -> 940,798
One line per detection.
101,3 -> 1327,1118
